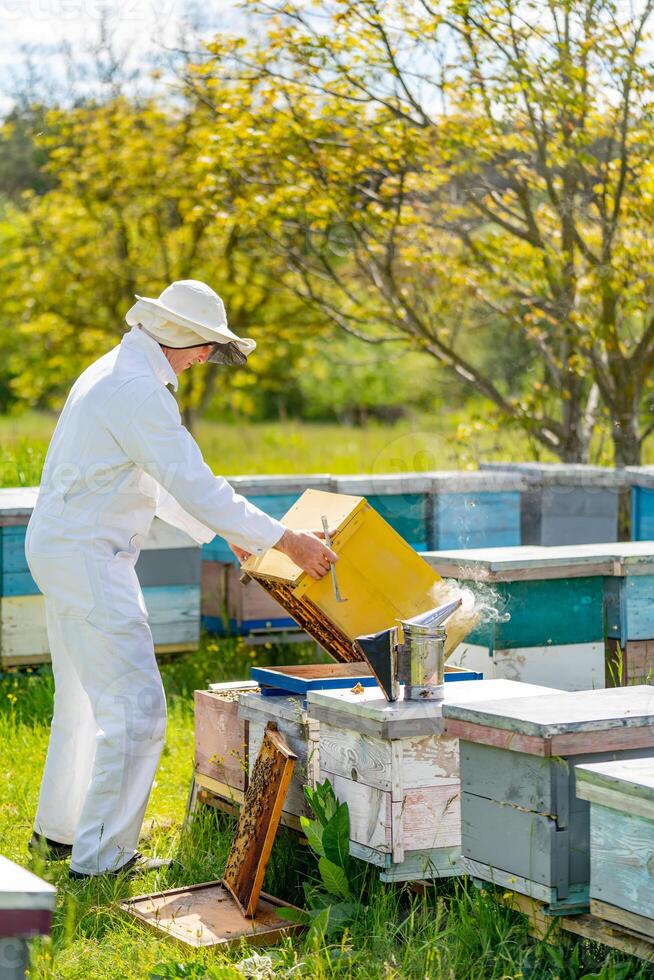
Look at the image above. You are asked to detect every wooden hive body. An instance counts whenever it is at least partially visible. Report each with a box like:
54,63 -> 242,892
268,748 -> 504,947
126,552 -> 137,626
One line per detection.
480,464 -> 624,546
576,757 -> 654,938
307,678 -> 557,882
443,686 -> 654,912
604,543 -> 654,684
242,489 -> 477,663
194,683 -> 259,798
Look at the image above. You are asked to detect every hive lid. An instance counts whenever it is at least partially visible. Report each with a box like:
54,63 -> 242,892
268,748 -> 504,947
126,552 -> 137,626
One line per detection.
307,678 -> 558,738
480,462 -> 627,488
0,856 -> 57,909
0,486 -> 39,517
442,685 -> 654,739
576,757 -> 654,817
242,489 -> 367,586
424,545 -> 619,582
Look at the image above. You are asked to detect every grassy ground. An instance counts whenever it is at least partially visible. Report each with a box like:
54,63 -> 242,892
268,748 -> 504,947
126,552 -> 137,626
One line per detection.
0,410 -> 543,486
2,636 -> 652,980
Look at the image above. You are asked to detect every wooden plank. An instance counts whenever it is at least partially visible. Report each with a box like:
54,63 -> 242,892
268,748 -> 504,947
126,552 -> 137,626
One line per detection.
499,892 -> 654,962
461,792 -> 562,889
463,859 -> 557,905
460,742 -> 558,815
425,547 -> 617,582
591,900 -> 654,943
200,560 -> 230,620
402,783 -> 460,851
550,726 -> 654,757
441,686 -> 654,740
144,585 -> 200,645
575,757 -> 654,818
379,846 -> 464,881
195,773 -> 245,806
443,720 -> 550,757
625,576 -> 654,640
480,462 -> 628,488
223,723 -> 297,918
0,857 -> 57,911
433,492 -> 521,551
450,641 -> 605,692
326,773 -> 392,852
587,805 -> 654,923
462,577 -> 605,650
316,723 -> 460,792
194,689 -> 251,791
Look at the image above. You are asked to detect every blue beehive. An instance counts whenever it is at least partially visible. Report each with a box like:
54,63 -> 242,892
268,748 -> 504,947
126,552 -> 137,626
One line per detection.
0,487 -> 203,667
481,463 -> 626,546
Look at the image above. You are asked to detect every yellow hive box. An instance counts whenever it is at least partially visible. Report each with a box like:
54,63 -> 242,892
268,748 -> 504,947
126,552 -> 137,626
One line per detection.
242,490 -> 475,662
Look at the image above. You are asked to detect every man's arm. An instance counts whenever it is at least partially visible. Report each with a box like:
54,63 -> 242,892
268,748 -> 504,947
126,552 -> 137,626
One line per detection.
111,383 -> 336,576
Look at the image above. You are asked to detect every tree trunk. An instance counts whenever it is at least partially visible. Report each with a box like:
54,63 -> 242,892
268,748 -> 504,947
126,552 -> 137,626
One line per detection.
611,414 -> 641,466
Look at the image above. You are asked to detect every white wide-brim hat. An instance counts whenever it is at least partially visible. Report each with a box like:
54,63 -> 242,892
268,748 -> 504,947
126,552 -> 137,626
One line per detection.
125,280 -> 256,361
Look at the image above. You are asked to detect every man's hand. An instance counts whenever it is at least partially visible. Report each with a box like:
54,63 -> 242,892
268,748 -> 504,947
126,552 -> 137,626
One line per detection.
274,529 -> 338,580
228,543 -> 252,563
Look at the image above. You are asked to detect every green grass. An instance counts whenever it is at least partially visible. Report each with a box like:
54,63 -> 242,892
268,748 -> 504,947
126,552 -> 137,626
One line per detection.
2,636 -> 652,980
0,410 -> 543,487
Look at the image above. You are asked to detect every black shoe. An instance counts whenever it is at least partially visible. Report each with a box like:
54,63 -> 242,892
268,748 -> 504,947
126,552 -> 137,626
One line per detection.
68,852 -> 171,880
29,833 -> 73,861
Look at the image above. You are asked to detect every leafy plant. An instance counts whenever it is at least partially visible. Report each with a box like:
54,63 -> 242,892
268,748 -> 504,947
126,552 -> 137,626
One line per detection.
278,779 -> 364,938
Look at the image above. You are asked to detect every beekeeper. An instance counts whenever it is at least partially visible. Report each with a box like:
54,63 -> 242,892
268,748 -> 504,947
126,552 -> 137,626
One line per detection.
25,279 -> 337,879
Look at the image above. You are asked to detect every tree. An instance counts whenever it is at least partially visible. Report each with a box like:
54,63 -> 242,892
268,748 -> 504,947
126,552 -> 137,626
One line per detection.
0,95 -> 313,428
198,0 -> 654,464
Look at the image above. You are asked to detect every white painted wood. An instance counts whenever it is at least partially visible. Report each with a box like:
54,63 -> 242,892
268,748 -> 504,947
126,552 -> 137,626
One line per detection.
248,719 -> 312,818
401,783 -> 461,851
480,462 -> 628,488
449,641 -> 605,692
326,773 -> 392,851
318,724 -> 461,794
425,546 -> 617,581
442,685 -> 654,738
1,590 -> 199,666
576,758 -> 654,822
307,678 -> 557,739
1,595 -> 49,661
0,857 -> 56,910
0,486 -> 39,517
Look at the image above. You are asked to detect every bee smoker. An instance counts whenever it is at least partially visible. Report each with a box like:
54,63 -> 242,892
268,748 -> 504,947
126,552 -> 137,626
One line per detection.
353,599 -> 462,702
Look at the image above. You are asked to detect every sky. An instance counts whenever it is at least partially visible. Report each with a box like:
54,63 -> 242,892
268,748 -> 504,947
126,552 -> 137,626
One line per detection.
0,0 -> 242,115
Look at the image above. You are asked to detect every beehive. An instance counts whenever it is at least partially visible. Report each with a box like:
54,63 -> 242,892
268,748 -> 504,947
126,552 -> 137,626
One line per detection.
443,686 -> 654,912
576,757 -> 654,938
0,489 -> 202,667
481,463 -> 625,546
241,490 -> 478,663
425,545 -> 613,691
627,466 -> 654,541
307,679 -> 558,881
604,542 -> 654,684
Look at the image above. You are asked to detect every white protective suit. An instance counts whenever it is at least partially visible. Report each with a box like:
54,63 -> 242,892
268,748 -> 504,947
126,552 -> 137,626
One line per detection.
25,325 -> 285,875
